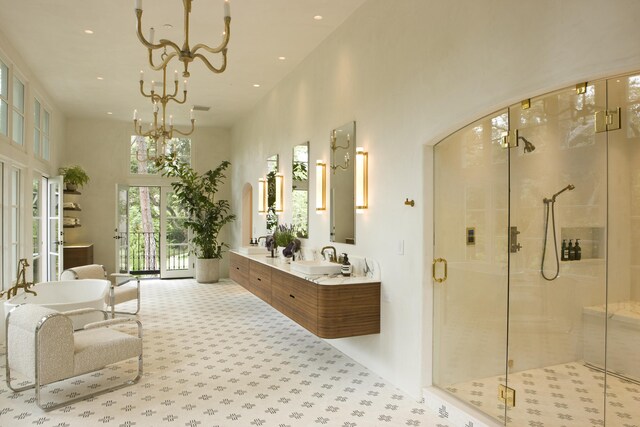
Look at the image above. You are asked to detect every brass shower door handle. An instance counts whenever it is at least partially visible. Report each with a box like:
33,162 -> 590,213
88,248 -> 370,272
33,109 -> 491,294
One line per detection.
432,258 -> 448,283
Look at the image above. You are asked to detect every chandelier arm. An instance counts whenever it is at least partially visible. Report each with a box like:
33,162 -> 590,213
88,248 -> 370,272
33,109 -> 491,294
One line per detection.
135,9 -> 182,53
169,91 -> 188,105
172,120 -> 195,136
148,48 -> 179,72
192,51 -> 228,74
191,17 -> 231,55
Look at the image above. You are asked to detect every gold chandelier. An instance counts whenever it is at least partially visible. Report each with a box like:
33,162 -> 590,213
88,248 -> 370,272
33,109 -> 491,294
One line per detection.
133,65 -> 194,162
134,0 -> 231,78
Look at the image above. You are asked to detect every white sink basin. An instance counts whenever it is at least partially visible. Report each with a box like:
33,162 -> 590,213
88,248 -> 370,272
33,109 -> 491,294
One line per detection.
237,246 -> 269,255
290,260 -> 342,275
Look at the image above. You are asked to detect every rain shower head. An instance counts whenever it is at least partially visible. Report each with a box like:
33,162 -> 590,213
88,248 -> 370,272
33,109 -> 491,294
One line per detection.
518,136 -> 536,153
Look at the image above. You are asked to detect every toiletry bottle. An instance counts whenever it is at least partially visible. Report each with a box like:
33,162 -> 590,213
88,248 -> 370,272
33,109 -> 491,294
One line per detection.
341,253 -> 351,277
568,239 -> 575,261
561,239 -> 568,261
574,239 -> 582,261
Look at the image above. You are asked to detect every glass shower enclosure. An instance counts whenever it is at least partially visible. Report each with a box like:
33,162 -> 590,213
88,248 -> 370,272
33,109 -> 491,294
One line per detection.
433,71 -> 640,426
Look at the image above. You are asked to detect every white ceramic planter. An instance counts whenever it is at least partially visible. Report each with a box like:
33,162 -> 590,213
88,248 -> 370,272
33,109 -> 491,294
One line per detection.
196,258 -> 220,283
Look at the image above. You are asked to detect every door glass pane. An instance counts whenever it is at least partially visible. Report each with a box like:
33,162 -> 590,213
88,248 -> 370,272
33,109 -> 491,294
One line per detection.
506,82 -> 607,425
48,179 -> 61,280
32,177 -> 41,283
605,73 -> 640,425
117,185 -> 130,274
128,186 -> 159,274
165,191 -> 190,273
433,109 -> 509,422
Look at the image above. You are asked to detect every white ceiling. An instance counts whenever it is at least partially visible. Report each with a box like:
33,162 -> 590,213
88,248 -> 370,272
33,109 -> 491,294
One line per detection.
0,0 -> 367,127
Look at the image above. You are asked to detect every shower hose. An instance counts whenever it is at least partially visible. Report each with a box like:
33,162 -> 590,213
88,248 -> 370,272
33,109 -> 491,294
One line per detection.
541,199 -> 560,281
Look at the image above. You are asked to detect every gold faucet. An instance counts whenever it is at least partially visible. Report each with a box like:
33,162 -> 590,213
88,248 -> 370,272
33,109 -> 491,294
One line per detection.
320,246 -> 337,263
0,258 -> 37,300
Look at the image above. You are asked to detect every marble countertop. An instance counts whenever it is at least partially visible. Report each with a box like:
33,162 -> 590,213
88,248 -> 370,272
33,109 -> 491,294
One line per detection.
230,250 -> 380,286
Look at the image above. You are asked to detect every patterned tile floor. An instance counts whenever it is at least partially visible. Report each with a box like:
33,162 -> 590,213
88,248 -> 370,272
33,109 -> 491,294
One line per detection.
1,279 -> 450,427
447,362 -> 640,426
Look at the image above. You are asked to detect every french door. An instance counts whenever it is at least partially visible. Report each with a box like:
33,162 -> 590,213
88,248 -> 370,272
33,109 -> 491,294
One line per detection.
47,175 -> 63,280
115,185 -> 193,278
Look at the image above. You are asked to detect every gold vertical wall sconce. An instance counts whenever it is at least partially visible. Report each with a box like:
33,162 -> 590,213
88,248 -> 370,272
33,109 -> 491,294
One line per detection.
316,161 -> 327,212
355,147 -> 368,210
275,173 -> 284,213
258,178 -> 267,214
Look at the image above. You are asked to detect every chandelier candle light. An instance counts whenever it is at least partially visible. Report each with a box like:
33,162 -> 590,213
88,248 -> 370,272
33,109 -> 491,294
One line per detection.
134,0 -> 231,78
133,66 -> 194,161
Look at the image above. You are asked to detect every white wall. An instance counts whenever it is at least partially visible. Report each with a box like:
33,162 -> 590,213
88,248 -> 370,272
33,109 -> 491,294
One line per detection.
229,0 -> 640,397
64,120 -> 231,276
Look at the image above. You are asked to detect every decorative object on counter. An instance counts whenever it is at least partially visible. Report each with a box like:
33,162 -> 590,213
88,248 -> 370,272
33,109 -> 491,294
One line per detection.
274,223 -> 300,260
158,157 -> 236,283
341,253 -> 351,277
265,235 -> 277,258
58,165 -> 90,191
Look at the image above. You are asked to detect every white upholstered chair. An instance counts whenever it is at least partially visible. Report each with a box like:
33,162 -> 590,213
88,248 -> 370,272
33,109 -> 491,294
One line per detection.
60,264 -> 141,318
5,304 -> 143,411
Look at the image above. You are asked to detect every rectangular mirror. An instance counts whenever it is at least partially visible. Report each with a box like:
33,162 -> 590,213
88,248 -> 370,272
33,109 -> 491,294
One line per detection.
292,142 -> 309,238
266,154 -> 278,233
330,121 -> 356,244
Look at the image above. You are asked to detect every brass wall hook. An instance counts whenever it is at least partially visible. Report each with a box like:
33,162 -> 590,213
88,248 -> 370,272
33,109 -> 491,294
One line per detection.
404,198 -> 415,207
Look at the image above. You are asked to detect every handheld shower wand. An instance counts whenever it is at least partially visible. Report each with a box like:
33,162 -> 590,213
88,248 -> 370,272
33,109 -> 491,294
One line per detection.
541,184 -> 575,281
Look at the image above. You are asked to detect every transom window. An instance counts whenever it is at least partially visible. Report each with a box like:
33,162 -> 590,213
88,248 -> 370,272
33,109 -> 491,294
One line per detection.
0,59 -> 8,137
34,98 -> 51,160
12,75 -> 24,146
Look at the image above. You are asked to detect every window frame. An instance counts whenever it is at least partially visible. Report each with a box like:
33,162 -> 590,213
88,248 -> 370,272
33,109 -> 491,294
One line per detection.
33,95 -> 51,161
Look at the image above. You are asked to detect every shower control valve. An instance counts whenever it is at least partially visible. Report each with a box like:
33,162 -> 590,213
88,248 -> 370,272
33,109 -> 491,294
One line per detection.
510,226 -> 522,253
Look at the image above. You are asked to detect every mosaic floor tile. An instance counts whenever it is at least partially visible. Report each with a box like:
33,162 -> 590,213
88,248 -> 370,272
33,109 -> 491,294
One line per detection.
1,279 -> 449,427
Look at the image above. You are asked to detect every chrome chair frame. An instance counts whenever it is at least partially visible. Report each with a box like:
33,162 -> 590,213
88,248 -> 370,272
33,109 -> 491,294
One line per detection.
5,306 -> 143,411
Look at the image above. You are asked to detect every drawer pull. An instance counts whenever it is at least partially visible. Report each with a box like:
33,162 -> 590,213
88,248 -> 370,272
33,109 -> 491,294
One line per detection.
257,278 -> 262,281
236,267 -> 240,270
289,294 -> 295,299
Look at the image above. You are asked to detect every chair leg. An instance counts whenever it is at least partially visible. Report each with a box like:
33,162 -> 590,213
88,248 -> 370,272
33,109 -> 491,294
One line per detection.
35,354 -> 143,412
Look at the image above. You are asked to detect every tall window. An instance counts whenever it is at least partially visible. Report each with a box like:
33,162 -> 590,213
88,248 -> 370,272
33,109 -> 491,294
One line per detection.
34,98 -> 51,160
130,136 -> 191,174
12,76 -> 24,146
0,59 -> 7,136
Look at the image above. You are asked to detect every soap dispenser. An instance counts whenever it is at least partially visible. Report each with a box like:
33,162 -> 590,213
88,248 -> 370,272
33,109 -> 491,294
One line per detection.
568,239 -> 575,261
574,239 -> 582,261
341,253 -> 352,277
561,239 -> 568,261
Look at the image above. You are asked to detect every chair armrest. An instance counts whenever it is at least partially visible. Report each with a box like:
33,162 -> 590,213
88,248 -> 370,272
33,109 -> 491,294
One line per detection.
83,317 -> 143,338
62,308 -> 108,320
110,273 -> 140,287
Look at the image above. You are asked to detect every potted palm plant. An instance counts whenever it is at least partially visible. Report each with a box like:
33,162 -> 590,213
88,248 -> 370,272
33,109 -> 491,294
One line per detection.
159,157 -> 236,283
58,165 -> 90,191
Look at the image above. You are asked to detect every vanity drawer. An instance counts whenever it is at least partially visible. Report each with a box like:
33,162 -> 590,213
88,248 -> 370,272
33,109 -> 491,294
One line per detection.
249,261 -> 272,304
272,270 -> 317,334
230,252 -> 250,289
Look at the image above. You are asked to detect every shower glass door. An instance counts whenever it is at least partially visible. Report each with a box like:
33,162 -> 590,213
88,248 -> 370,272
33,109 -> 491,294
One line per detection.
604,72 -> 640,426
505,82 -> 608,425
433,109 -> 510,422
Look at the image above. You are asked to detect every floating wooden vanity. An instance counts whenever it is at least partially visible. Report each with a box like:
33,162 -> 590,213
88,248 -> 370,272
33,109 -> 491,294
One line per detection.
229,251 -> 380,339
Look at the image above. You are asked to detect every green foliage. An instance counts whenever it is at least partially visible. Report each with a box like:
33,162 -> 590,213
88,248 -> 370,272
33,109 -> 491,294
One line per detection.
158,158 -> 236,259
274,223 -> 296,248
58,165 -> 90,188
292,160 -> 308,183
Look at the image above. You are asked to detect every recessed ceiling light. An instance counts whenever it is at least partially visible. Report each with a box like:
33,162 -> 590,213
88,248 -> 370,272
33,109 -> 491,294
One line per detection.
278,56 -> 286,60
313,15 -> 323,20
253,84 -> 260,88
84,29 -> 94,34
107,112 -> 113,115
97,76 -> 104,80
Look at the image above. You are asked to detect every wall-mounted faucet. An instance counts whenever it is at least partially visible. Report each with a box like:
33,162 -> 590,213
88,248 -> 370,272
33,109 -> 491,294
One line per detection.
321,246 -> 337,263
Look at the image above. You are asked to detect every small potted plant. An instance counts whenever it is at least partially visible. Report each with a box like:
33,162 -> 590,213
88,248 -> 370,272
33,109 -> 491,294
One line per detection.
58,165 -> 90,191
274,223 -> 300,259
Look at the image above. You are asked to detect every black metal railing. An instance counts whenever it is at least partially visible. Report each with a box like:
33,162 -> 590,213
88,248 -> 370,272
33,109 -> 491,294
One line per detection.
117,231 -> 190,275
